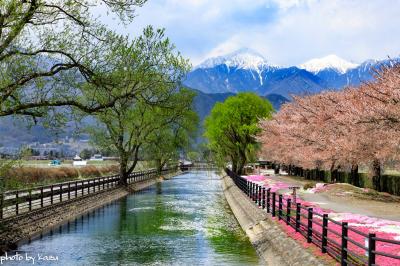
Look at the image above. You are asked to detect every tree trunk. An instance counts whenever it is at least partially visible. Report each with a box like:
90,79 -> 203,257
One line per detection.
274,164 -> 280,175
156,159 -> 167,175
372,159 -> 381,191
237,156 -> 246,175
330,162 -> 336,183
351,164 -> 359,187
231,156 -> 238,173
155,159 -> 163,175
119,157 -> 129,186
295,166 -> 299,176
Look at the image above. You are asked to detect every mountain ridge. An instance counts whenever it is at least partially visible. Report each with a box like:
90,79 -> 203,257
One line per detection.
185,49 -> 399,97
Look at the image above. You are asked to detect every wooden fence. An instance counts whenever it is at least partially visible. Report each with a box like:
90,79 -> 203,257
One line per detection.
0,167 -> 178,220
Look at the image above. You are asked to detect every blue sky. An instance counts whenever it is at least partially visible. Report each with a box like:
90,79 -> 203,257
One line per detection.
98,0 -> 400,66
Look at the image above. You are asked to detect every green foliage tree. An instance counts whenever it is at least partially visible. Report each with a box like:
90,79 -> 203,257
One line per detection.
187,151 -> 200,162
89,88 -> 196,184
143,97 -> 198,174
85,27 -> 193,185
80,149 -> 92,160
204,92 -> 274,174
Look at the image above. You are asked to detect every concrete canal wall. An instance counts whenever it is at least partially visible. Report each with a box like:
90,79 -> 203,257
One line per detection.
221,175 -> 329,266
0,172 -> 180,253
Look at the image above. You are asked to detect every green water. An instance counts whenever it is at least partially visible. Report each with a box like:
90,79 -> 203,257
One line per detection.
11,171 -> 260,265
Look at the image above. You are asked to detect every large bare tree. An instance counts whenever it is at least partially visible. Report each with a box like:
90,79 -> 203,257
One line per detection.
0,0 -> 146,118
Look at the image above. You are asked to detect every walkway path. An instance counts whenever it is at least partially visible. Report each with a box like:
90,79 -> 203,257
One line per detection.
263,172 -> 400,222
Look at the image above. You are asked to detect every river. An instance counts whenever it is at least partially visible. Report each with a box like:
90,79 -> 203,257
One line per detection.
10,171 -> 260,265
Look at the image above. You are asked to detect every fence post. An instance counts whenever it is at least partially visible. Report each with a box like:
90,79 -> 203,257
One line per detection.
51,186 -> 54,204
286,198 -> 291,225
68,183 -> 71,200
267,188 -> 271,213
253,184 -> 258,203
262,187 -> 266,209
252,183 -> 255,202
258,186 -> 262,207
248,181 -> 251,198
272,192 -> 276,217
93,179 -> 96,193
60,184 -> 62,202
278,194 -> 283,220
368,233 -> 376,266
307,208 -> 313,243
322,214 -> 328,253
296,203 -> 301,232
75,181 -> 78,198
0,192 -> 3,219
16,191 -> 19,215
29,190 -> 32,211
255,184 -> 258,203
254,183 -> 257,202
41,187 -> 44,207
341,222 -> 348,266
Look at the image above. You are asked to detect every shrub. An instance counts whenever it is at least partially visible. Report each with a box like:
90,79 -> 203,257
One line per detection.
303,182 -> 315,190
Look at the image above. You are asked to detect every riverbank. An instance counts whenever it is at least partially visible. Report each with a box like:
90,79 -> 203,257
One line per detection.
221,174 -> 332,266
0,171 -> 180,253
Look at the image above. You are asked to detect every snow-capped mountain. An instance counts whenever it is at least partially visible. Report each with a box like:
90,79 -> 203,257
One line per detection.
184,49 -> 399,99
185,48 -> 324,97
299,54 -> 359,74
196,48 -> 275,71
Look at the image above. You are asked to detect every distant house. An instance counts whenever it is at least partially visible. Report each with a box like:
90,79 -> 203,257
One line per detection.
90,154 -> 103,161
73,155 -> 87,166
179,160 -> 193,166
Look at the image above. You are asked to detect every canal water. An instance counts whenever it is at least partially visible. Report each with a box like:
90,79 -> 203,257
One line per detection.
11,171 -> 260,265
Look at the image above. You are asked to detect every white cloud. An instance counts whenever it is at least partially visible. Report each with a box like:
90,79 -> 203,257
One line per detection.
95,0 -> 400,66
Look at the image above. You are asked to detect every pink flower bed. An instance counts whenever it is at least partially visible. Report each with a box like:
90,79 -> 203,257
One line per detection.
309,183 -> 328,193
245,175 -> 267,182
246,175 -> 290,192
244,174 -> 400,265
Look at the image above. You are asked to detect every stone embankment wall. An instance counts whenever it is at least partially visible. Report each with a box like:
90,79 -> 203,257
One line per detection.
0,172 -> 180,253
221,175 -> 330,266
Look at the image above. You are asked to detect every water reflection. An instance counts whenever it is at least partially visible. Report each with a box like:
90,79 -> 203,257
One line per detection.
12,171 -> 260,265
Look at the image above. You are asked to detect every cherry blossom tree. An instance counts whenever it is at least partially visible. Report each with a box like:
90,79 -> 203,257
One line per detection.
258,62 -> 400,190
